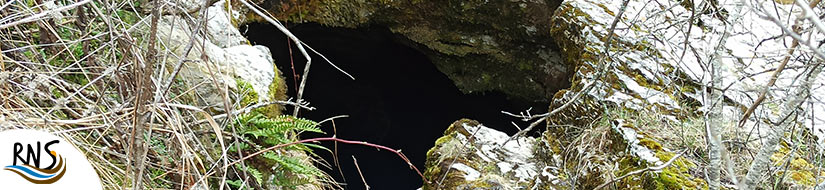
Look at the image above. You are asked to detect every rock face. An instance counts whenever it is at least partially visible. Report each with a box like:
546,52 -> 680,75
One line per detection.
253,0 -> 569,102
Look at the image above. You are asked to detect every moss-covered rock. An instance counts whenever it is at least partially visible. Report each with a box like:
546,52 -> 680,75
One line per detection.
531,106 -> 708,189
611,119 -> 707,190
423,119 -> 552,189
548,0 -> 702,122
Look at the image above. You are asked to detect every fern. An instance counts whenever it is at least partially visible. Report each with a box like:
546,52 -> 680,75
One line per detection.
241,114 -> 323,135
232,112 -> 327,189
263,152 -> 324,177
227,179 -> 252,190
264,151 -> 325,187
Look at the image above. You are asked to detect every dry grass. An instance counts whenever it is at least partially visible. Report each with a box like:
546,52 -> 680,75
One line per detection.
0,0 -> 334,189
546,104 -> 710,188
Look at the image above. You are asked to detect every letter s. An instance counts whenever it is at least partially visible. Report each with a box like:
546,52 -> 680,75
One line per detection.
44,140 -> 59,169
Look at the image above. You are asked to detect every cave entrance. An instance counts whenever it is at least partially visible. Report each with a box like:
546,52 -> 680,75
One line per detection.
242,22 -> 549,189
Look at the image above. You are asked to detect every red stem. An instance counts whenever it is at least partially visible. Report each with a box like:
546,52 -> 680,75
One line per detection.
230,137 -> 429,184
286,29 -> 299,97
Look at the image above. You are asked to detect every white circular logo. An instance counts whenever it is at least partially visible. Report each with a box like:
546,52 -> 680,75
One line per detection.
0,129 -> 102,189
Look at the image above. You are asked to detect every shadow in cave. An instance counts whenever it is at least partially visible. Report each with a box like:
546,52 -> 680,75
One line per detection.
241,22 -> 549,189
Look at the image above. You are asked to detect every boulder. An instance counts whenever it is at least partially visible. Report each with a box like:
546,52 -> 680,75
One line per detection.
422,119 -> 554,190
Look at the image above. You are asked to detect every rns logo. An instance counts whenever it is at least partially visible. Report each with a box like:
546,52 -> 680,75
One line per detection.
5,140 -> 67,184
0,129 -> 101,189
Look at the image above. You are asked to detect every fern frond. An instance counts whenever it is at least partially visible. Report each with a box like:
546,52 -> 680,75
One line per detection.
263,152 -> 324,187
264,115 -> 323,134
235,165 -> 264,186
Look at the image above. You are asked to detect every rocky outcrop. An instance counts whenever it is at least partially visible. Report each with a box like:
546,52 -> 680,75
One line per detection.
249,0 -> 569,102
415,0 -> 710,188
427,0 -> 825,188
157,0 -> 286,113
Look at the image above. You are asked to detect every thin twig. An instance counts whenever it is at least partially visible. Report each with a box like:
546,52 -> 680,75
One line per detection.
352,156 -> 370,190
128,1 -> 162,189
236,0 -> 312,116
317,115 -> 349,126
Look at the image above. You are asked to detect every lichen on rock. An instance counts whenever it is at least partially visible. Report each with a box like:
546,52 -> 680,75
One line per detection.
423,119 -> 549,189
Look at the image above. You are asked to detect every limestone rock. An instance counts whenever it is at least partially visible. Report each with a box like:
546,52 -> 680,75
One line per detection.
206,1 -> 248,48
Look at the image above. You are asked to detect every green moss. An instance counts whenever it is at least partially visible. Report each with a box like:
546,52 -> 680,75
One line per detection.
609,135 -> 706,190
116,9 -> 139,25
263,66 -> 287,116
613,151 -> 707,189
656,169 -> 701,189
788,170 -> 816,186
433,135 -> 453,146
770,142 -> 822,187
235,78 -> 259,107
653,151 -> 706,189
51,88 -> 65,99
426,134 -> 455,163
616,156 -> 647,189
233,64 -> 288,117
639,138 -> 663,151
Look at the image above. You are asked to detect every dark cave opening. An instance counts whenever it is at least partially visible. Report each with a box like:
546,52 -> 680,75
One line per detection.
241,22 -> 550,189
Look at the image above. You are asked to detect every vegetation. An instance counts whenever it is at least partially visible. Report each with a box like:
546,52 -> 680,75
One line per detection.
0,0 -> 333,189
